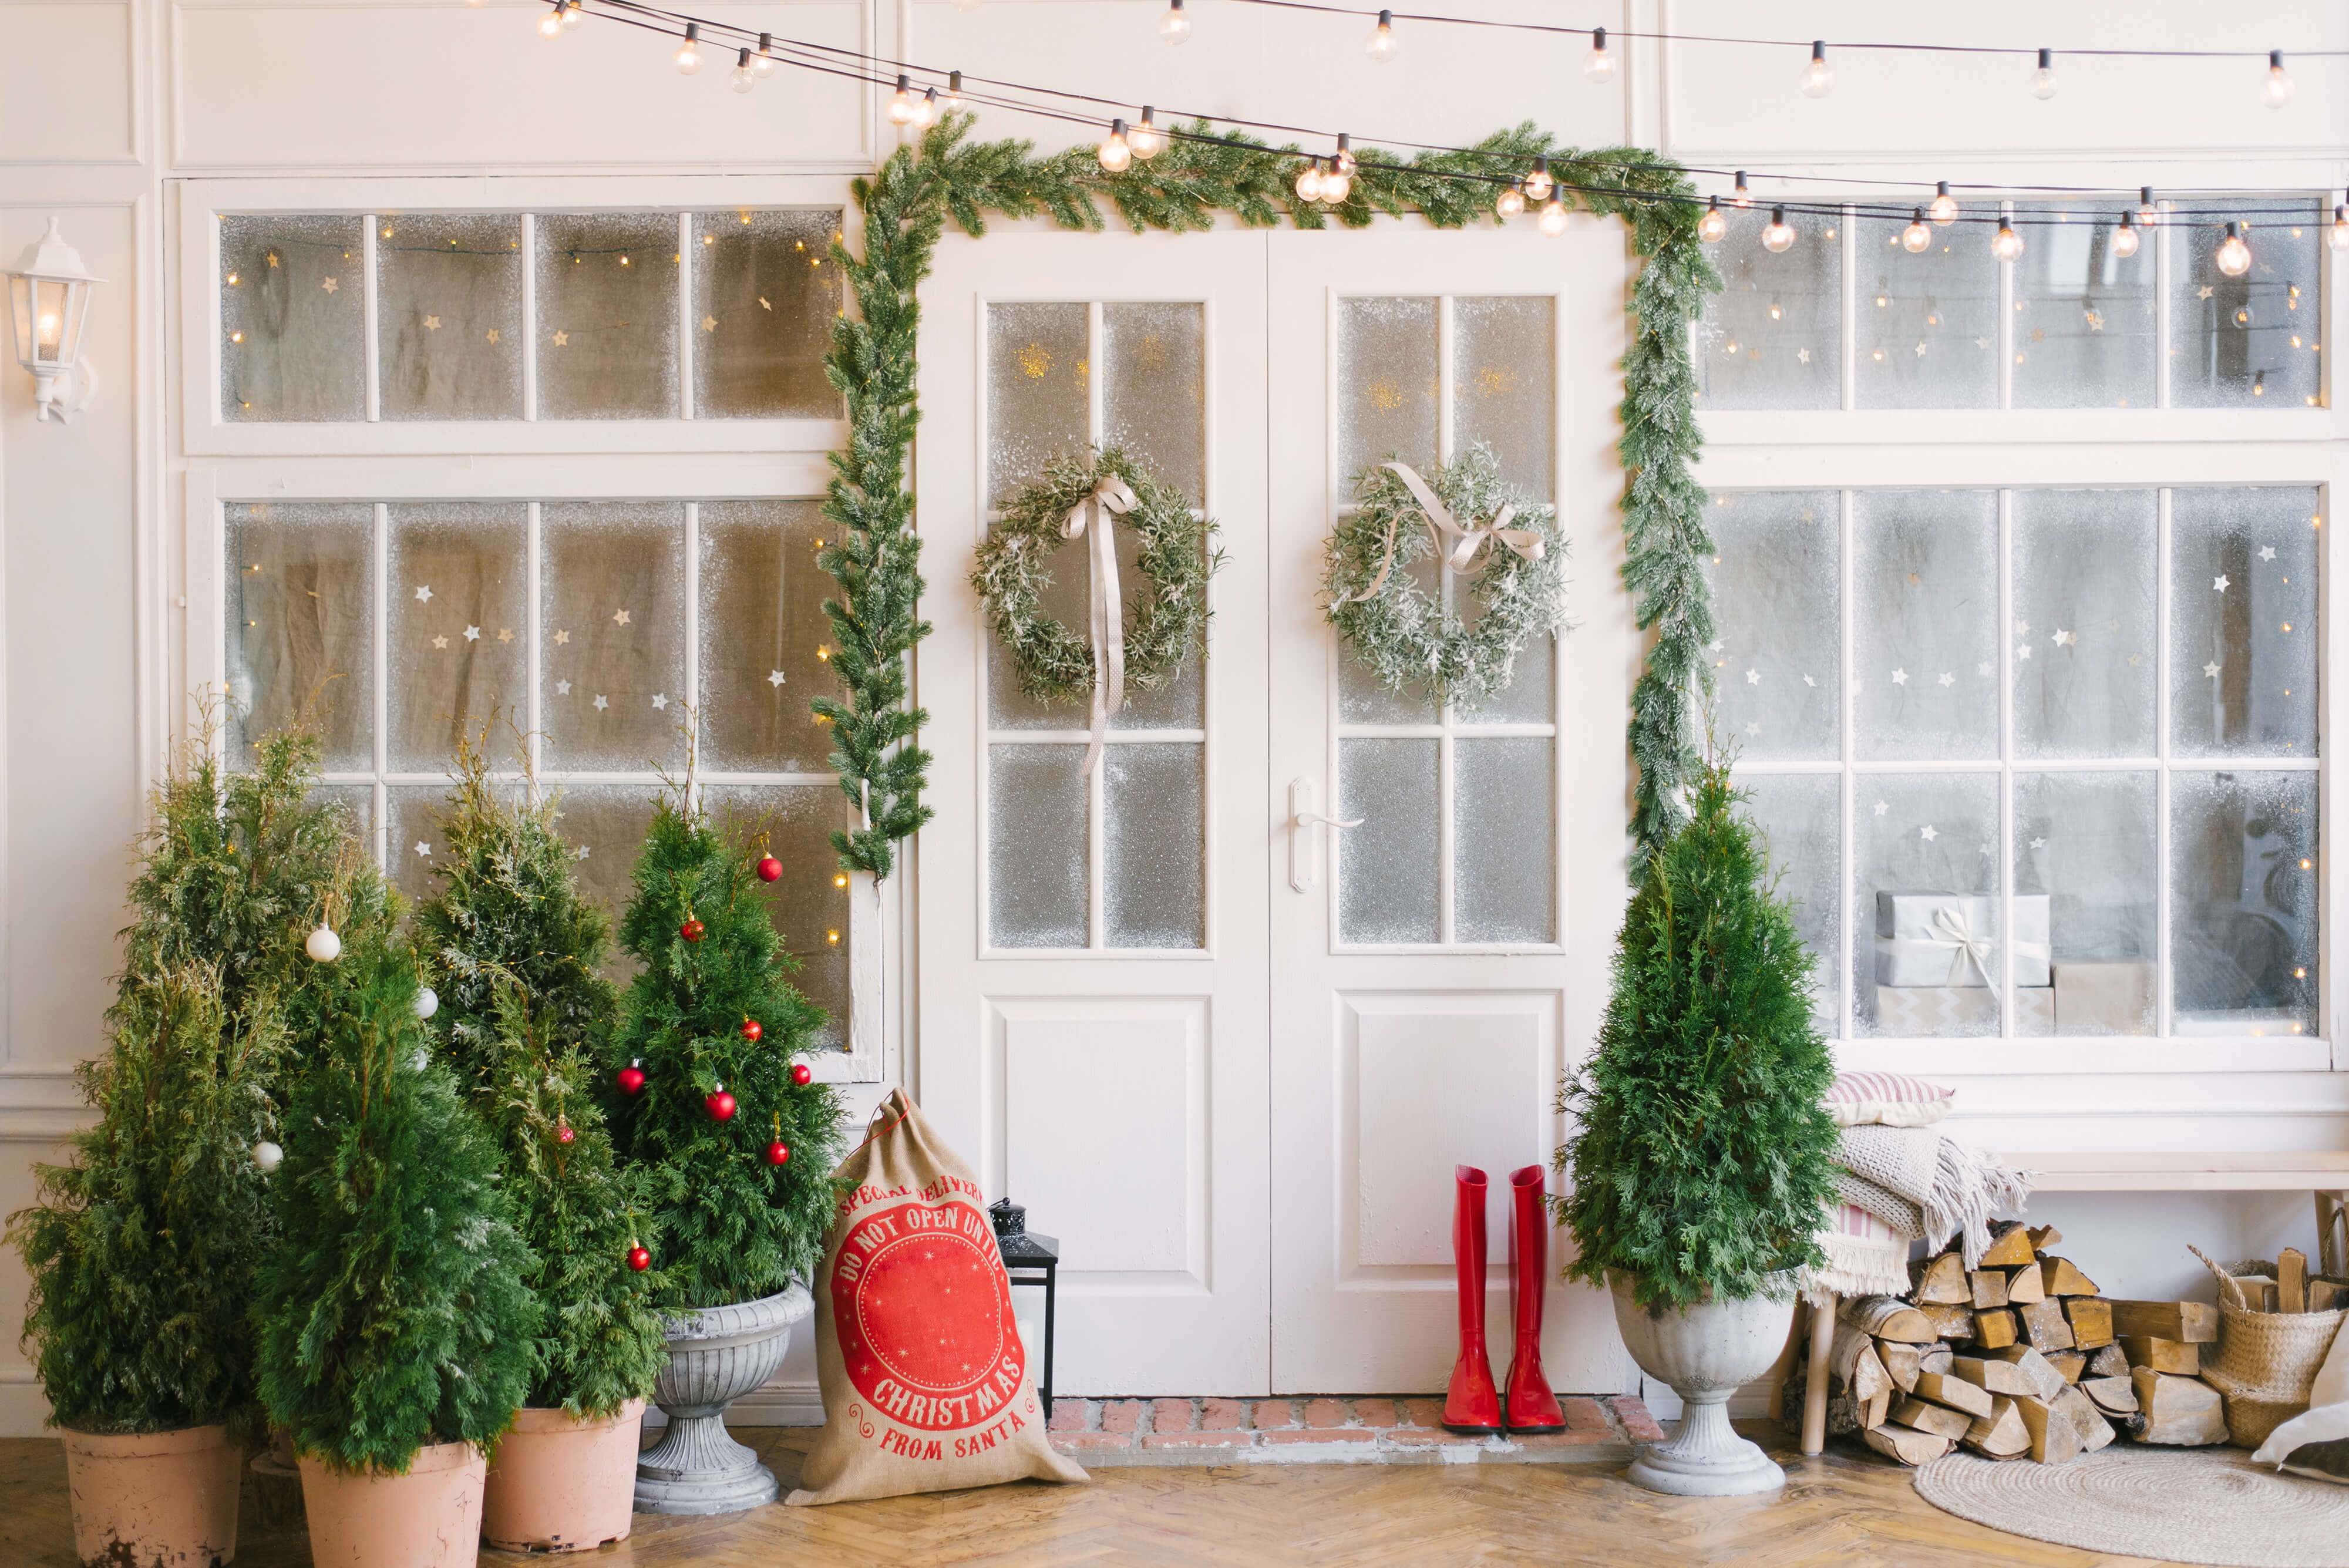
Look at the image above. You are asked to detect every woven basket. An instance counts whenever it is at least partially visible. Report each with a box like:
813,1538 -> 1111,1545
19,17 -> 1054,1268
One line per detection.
2192,1246 -> 2347,1449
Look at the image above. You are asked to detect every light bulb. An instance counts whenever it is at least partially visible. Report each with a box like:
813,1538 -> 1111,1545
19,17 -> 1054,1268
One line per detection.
1334,133 -> 1355,175
1697,194 -> 1725,243
2137,187 -> 2159,230
1323,166 -> 1353,204
2217,221 -> 2252,277
944,69 -> 964,110
1761,206 -> 1795,253
753,32 -> 777,75
913,87 -> 941,127
1902,208 -> 1931,253
1294,158 -> 1325,203
537,3 -> 566,39
1538,198 -> 1569,237
673,22 -> 701,74
731,49 -> 757,93
1159,0 -> 1190,44
1130,109 -> 1163,160
2028,48 -> 2057,100
2264,49 -> 2293,109
2331,204 -> 2349,253
1496,180 -> 1527,220
1732,170 -> 1752,208
888,73 -> 916,126
1799,40 -> 1833,99
1098,119 -> 1132,174
1525,158 -> 1554,203
1584,25 -> 1615,82
2112,214 -> 2141,260
1367,9 -> 1396,62
1992,217 -> 2024,261
561,0 -> 580,24
1929,181 -> 1959,226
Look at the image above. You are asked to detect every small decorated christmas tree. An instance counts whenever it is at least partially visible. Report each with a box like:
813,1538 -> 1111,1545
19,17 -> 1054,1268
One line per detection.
605,791 -> 843,1308
1553,754 -> 1839,1313
413,743 -> 664,1416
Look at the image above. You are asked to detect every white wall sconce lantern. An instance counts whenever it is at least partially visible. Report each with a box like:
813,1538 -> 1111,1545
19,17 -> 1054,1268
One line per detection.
6,217 -> 102,422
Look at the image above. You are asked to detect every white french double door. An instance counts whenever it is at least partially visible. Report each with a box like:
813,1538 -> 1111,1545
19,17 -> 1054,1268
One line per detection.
918,222 -> 1636,1396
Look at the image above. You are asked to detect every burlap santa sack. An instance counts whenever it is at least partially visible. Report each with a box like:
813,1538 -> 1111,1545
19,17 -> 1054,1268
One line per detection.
786,1089 -> 1087,1504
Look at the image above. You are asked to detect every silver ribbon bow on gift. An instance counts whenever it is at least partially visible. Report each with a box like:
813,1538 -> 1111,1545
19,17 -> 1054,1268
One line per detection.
1925,903 -> 1999,987
1345,460 -> 1547,603
1065,473 -> 1140,779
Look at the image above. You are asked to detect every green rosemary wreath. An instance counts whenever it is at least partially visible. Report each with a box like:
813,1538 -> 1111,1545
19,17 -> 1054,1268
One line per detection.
972,449 -> 1223,707
1324,443 -> 1567,706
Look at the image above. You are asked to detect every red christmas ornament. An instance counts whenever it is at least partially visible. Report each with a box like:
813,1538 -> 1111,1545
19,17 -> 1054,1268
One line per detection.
790,1062 -> 813,1087
741,1017 -> 763,1043
756,854 -> 783,883
616,1062 -> 647,1096
556,1121 -> 576,1145
705,1088 -> 738,1122
680,916 -> 706,943
766,1140 -> 791,1166
627,1245 -> 651,1273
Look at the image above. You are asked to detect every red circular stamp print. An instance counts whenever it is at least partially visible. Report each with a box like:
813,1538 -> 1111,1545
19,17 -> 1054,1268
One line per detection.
832,1199 -> 1027,1434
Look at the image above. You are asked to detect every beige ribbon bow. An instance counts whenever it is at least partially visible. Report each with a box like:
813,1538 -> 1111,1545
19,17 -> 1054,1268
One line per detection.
1925,903 -> 1998,988
1345,460 -> 1547,603
1065,473 -> 1140,778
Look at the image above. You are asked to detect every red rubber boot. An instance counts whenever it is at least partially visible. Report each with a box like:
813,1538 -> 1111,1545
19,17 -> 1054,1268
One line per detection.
1503,1164 -> 1566,1432
1443,1165 -> 1502,1435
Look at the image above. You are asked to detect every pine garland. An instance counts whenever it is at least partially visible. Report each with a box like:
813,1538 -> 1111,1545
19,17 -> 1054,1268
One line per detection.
822,116 -> 1716,879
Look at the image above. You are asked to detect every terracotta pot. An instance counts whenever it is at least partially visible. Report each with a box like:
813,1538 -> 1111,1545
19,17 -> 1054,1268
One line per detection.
636,1284 -> 811,1515
1608,1269 -> 1798,1498
481,1398 -> 645,1552
296,1439 -> 484,1567
60,1424 -> 241,1567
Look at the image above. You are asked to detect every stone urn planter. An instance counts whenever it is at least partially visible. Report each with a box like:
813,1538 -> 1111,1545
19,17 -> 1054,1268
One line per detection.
60,1423 -> 241,1567
1608,1270 -> 1798,1497
297,1439 -> 486,1567
635,1284 -> 812,1515
482,1397 -> 646,1552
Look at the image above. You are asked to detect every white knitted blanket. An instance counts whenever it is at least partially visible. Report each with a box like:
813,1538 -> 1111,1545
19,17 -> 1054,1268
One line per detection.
1836,1123 -> 2031,1268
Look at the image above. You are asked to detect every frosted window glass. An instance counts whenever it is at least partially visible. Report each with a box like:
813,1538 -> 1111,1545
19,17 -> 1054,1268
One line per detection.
225,502 -> 373,771
1103,743 -> 1204,948
692,209 -> 842,419
311,783 -> 373,856
1737,772 -> 1840,1030
2015,770 -> 2156,1038
988,745 -> 1089,948
376,214 -> 523,421
387,503 -> 527,772
547,782 -> 661,984
221,214 -> 366,422
1453,629 -> 1554,725
1337,549 -> 1440,725
1693,204 -> 1841,410
2172,769 -> 2317,1037
2011,489 -> 2157,759
699,500 -> 833,772
386,785 -> 460,910
1338,737 -> 1439,944
1454,738 -> 1553,943
1853,490 -> 1998,761
1704,490 -> 1839,761
1854,772 -> 2000,1038
1337,297 -> 1438,487
2172,487 -> 2320,759
534,213 -> 681,419
2011,203 -> 2156,410
540,502 -> 686,770
1452,296 -> 1555,499
1112,518 -> 1207,730
1855,212 -> 1998,409
1103,302 -> 1205,504
704,783 -> 850,1051
2172,201 -> 2321,409
988,302 -> 1088,509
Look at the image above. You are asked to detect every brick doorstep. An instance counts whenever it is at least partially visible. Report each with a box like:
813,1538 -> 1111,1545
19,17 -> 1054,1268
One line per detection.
1047,1395 -> 1637,1468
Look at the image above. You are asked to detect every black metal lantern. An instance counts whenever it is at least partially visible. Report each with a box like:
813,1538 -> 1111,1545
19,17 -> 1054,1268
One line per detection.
991,1197 -> 1060,1416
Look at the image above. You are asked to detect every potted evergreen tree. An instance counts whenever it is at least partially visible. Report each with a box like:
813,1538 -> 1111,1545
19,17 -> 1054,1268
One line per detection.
414,745 -> 665,1552
255,902 -> 540,1567
604,790 -> 844,1514
1553,756 -> 1839,1496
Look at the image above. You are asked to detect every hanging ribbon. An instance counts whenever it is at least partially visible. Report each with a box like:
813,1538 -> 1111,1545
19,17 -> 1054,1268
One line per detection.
1064,473 -> 1139,778
1345,460 -> 1547,603
1924,903 -> 1999,988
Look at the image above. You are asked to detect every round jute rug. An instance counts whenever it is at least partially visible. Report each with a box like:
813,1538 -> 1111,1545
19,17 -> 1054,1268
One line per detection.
1914,1448 -> 2349,1567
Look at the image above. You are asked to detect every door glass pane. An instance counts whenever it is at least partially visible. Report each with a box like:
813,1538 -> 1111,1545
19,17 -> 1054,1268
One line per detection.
225,502 -> 373,770
549,782 -> 661,982
1855,211 -> 1998,409
2171,201 -> 2322,409
2011,203 -> 2156,409
2011,489 -> 2157,758
691,209 -> 842,419
704,783 -> 851,1052
540,502 -> 686,770
1337,297 -> 1438,487
1112,520 -> 1207,730
1694,203 -> 1842,411
1705,490 -> 1839,761
1337,550 -> 1440,726
311,783 -> 373,857
1103,743 -> 1204,948
1853,490 -> 1998,761
1452,632 -> 1554,725
1451,295 -> 1554,499
1738,772 -> 1840,1031
387,503 -> 527,772
988,745 -> 1089,948
375,213 -> 524,421
2014,770 -> 2155,1038
2172,486 -> 2320,758
699,499 -> 833,771
2172,769 -> 2317,1037
221,214 -> 366,422
1454,738 -> 1553,943
386,783 -> 462,909
1337,737 -> 1439,944
988,302 -> 1088,509
1102,302 -> 1204,504
534,213 -> 681,419
1855,772 -> 2000,1038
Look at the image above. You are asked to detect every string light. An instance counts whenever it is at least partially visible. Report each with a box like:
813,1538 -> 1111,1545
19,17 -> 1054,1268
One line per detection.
1322,158 -> 1353,203
1496,179 -> 1527,220
914,86 -> 941,127
1902,208 -> 1931,253
1159,0 -> 1190,45
1130,107 -> 1165,160
753,32 -> 776,75
1697,195 -> 1725,242
1762,205 -> 1795,253
1538,198 -> 1569,236
2263,49 -> 2294,108
887,74 -> 916,125
2028,48 -> 2058,99
1098,118 -> 1133,173
562,0 -> 581,26
1799,40 -> 1833,99
731,47 -> 756,92
1334,133 -> 1356,175
538,1 -> 567,40
2217,221 -> 2252,277
2330,197 -> 2349,253
673,22 -> 701,73
2112,212 -> 2141,259
1929,181 -> 1960,226
944,69 -> 964,110
1294,157 -> 1325,203
1992,215 -> 2024,260
1366,9 -> 1397,62
2137,187 -> 2160,228
1732,171 -> 1752,208
1584,25 -> 1615,82
1525,157 -> 1554,202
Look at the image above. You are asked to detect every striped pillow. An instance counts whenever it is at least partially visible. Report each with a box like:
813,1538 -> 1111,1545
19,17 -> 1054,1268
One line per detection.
1824,1070 -> 1954,1128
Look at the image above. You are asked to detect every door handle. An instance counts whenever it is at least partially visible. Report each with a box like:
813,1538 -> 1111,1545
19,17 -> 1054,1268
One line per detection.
1288,778 -> 1361,893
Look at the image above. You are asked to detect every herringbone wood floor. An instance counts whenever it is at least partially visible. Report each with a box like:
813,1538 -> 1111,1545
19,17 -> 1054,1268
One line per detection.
3,1425 -> 2165,1567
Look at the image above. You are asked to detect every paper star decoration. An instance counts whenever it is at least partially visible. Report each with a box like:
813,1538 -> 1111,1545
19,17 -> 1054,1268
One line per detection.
2053,628 -> 2077,647
2016,621 -> 2031,638
1802,674 -> 1817,688
651,693 -> 668,710
432,634 -> 449,650
2018,645 -> 2034,660
415,585 -> 433,603
1798,347 -> 1812,364
2261,545 -> 2278,561
2198,285 -> 2216,300
554,628 -> 570,645
321,277 -> 339,294
1919,825 -> 1939,842
463,625 -> 481,642
759,297 -> 772,311
413,841 -> 432,859
702,315 -> 718,332
556,679 -> 572,695
768,669 -> 786,688
1746,721 -> 1760,736
2214,574 -> 2230,593
1914,341 -> 1928,357
497,628 -> 513,643
2085,311 -> 2105,332
552,330 -> 570,346
576,845 -> 591,860
1977,661 -> 1993,677
486,328 -> 500,344
593,694 -> 609,711
1873,800 -> 1890,817
2205,661 -> 2222,679
1937,671 -> 1956,687
423,315 -> 441,331
2030,837 -> 2048,850
1745,668 -> 1761,686
1891,668 -> 1910,685
613,608 -> 631,626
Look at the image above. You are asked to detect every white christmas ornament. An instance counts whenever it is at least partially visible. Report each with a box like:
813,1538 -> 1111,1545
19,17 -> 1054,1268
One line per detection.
252,1140 -> 284,1173
411,1048 -> 430,1072
413,986 -> 439,1021
305,924 -> 342,963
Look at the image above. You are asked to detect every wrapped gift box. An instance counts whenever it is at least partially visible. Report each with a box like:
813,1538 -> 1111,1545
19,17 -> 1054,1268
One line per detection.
1874,891 -> 2051,988
1876,984 -> 2052,1035
2053,960 -> 2155,1035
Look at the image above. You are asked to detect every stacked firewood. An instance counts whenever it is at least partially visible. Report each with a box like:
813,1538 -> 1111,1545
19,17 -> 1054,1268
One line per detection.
1792,1220 -> 2233,1465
